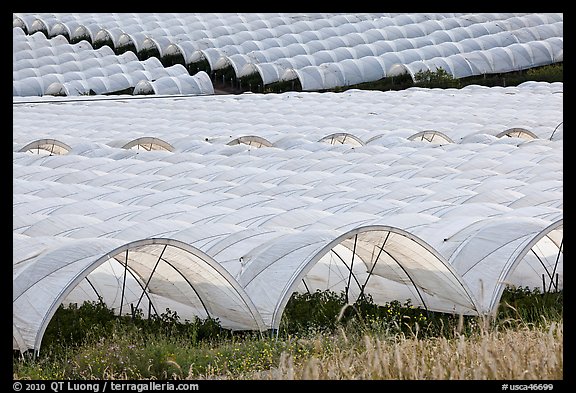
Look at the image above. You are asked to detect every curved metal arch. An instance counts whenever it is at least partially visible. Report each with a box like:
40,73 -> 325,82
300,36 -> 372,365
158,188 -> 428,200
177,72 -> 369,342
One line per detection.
115,249 -> 159,317
328,247 -> 364,294
121,137 -> 174,152
549,121 -> 563,141
227,135 -> 272,148
29,237 -> 266,354
332,233 -> 440,310
18,139 -> 72,155
365,134 -> 386,144
80,268 -> 160,317
488,219 -> 563,314
408,130 -> 454,144
495,127 -> 538,140
128,244 -> 191,316
269,225 -> 481,330
318,132 -> 365,146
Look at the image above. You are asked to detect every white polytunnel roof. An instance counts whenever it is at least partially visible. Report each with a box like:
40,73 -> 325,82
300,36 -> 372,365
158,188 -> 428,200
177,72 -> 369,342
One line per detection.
389,35 -> 563,82
14,13 -> 562,93
14,76 -> 562,352
133,71 -> 214,96
237,225 -> 481,328
234,14 -> 562,89
13,30 -> 214,97
443,217 -> 563,313
13,236 -> 266,353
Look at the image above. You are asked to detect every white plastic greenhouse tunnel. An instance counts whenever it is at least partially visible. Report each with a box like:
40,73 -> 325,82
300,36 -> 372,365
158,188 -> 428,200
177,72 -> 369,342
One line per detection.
237,225 -> 483,330
120,137 -> 175,152
13,84 -> 563,355
13,13 -> 563,94
18,139 -> 72,155
13,12 -> 562,356
13,88 -> 563,354
13,237 -> 266,354
13,217 -> 562,354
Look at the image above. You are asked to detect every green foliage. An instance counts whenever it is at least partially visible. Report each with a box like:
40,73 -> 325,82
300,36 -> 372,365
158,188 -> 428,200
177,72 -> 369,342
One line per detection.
525,63 -> 563,82
336,72 -> 414,92
187,58 -> 211,75
137,47 -> 160,62
279,289 -> 347,334
13,286 -> 562,379
42,300 -> 117,353
279,290 -> 488,339
39,301 -> 227,361
262,78 -> 302,93
130,307 -> 228,343
413,68 -> 461,88
496,285 -> 563,327
161,53 -> 185,68
336,63 -> 563,93
69,34 -> 91,45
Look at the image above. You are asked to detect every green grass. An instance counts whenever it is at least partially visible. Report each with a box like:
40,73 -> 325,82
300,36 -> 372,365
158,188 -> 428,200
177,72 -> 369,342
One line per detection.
13,286 -> 562,380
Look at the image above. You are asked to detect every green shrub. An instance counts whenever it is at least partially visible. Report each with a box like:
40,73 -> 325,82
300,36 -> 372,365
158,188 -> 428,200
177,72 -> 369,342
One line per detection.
42,300 -> 117,353
413,68 -> 461,88
525,63 -> 563,82
496,285 -> 563,327
280,290 -> 436,338
13,286 -> 562,379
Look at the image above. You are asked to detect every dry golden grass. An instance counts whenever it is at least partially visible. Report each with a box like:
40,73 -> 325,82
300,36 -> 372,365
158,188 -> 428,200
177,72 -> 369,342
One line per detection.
206,321 -> 562,380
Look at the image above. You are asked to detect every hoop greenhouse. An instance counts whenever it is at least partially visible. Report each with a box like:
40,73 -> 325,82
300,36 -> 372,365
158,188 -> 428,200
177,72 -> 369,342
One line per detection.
13,13 -> 562,355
